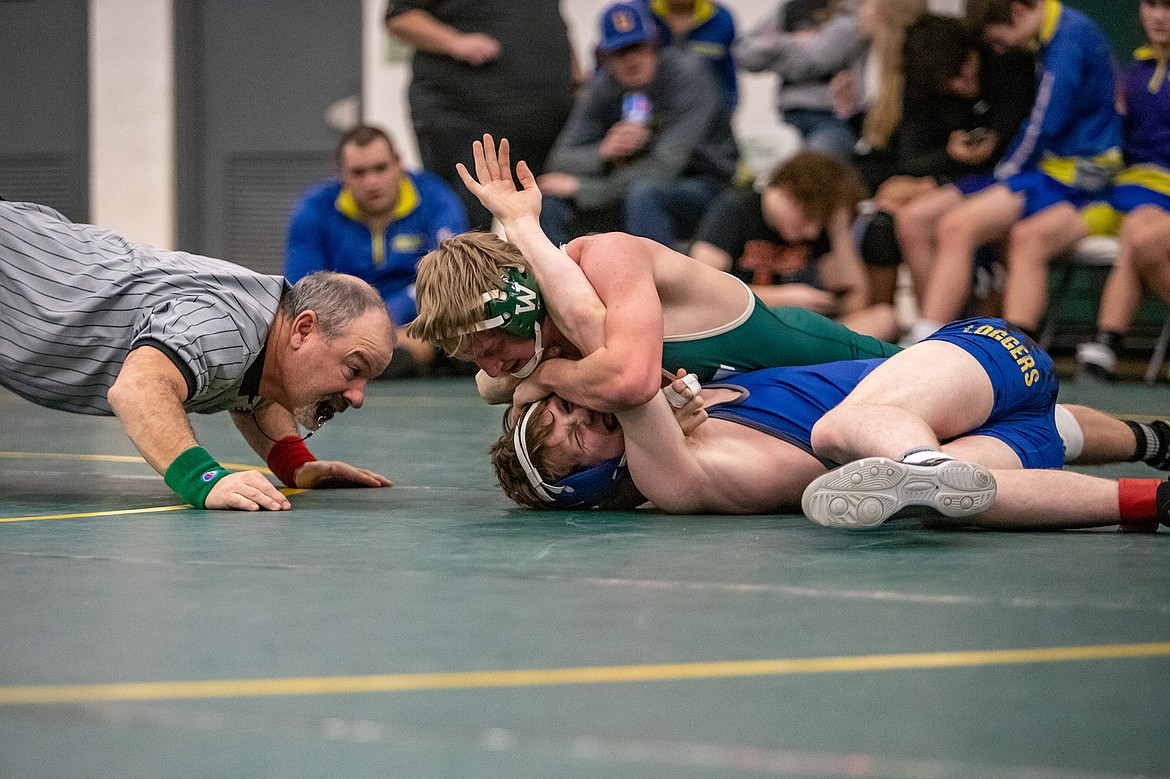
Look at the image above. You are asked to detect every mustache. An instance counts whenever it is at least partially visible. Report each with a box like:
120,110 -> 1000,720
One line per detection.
298,395 -> 350,431
315,395 -> 350,424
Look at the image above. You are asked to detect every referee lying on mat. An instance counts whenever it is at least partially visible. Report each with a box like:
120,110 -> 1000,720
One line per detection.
0,200 -> 394,511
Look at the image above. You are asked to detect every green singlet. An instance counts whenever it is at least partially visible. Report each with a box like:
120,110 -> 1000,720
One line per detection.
661,292 -> 901,382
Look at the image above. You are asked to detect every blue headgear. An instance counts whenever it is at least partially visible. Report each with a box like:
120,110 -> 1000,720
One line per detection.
512,402 -> 641,509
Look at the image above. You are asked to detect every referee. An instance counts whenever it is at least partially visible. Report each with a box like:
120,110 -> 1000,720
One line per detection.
0,201 -> 395,510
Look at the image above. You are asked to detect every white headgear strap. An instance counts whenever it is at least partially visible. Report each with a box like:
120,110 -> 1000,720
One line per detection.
452,288 -> 511,336
513,401 -> 565,503
509,321 -> 543,378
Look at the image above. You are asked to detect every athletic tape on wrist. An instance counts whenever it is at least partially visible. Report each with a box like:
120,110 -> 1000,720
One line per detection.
266,436 -> 317,487
664,373 -> 702,409
164,446 -> 229,509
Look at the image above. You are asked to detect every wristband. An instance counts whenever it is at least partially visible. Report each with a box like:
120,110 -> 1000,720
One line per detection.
266,436 -> 317,487
164,446 -> 229,509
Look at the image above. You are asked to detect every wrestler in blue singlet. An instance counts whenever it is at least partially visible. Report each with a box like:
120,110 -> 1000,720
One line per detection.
705,318 -> 1064,469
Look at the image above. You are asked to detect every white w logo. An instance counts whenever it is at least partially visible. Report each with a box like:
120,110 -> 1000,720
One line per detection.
513,285 -> 538,314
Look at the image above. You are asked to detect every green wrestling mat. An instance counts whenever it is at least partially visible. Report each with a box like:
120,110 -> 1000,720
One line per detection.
1,378 -> 1168,778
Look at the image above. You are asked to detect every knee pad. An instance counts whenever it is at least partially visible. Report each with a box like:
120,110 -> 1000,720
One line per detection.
1054,403 -> 1084,463
860,210 -> 903,268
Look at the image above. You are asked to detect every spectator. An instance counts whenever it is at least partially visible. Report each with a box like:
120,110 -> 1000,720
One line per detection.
691,151 -> 899,341
831,0 -> 927,305
1,201 -> 394,511
900,0 -> 1122,346
538,1 -> 738,248
1076,0 -> 1170,382
861,14 -> 1035,305
285,125 -> 467,378
384,0 -> 578,230
735,0 -> 865,159
835,0 -> 928,168
645,0 -> 739,111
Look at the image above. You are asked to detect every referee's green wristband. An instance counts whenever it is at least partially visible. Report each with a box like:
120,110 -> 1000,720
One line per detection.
164,446 -> 229,509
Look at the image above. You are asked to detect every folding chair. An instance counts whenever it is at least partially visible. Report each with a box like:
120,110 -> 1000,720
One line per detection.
1038,236 -> 1118,350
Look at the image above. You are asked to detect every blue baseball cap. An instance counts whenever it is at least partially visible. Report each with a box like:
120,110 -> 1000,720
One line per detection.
597,2 -> 656,53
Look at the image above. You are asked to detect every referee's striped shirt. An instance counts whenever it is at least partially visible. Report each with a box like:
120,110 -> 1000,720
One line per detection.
0,201 -> 286,416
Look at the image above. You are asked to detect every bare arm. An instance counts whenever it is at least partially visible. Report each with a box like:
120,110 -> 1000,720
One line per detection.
107,346 -> 200,474
690,240 -> 733,272
514,240 -> 664,413
458,136 -> 609,354
618,381 -> 819,514
107,346 -> 290,510
459,136 -> 664,412
817,208 -> 871,315
385,8 -> 499,65
476,371 -> 521,406
750,282 -> 839,313
516,253 -> 664,414
231,401 -> 299,458
230,405 -> 392,489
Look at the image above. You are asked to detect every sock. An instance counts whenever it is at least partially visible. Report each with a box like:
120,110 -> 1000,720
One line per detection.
1117,478 -> 1161,533
1124,420 -> 1170,469
1095,329 -> 1123,352
899,448 -> 953,465
900,319 -> 942,347
860,210 -> 903,267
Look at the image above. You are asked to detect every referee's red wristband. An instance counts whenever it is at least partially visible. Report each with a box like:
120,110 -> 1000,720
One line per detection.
267,436 -> 316,487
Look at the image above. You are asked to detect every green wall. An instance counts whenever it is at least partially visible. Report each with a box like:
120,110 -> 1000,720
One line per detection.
1063,0 -> 1142,60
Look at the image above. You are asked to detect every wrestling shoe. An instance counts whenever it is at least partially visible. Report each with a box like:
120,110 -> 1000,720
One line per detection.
801,457 -> 997,529
1075,341 -> 1117,383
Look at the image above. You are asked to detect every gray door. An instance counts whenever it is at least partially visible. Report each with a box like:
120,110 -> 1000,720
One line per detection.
0,0 -> 89,220
175,0 -> 362,273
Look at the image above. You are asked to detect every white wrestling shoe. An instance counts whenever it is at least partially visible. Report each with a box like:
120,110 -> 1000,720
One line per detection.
801,457 -> 997,528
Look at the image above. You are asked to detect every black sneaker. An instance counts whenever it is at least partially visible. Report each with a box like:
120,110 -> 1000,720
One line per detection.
802,457 -> 997,528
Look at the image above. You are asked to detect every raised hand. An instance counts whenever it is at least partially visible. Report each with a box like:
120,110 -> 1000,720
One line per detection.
455,134 -> 543,225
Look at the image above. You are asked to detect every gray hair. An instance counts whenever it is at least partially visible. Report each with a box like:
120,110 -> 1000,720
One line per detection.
279,272 -> 387,339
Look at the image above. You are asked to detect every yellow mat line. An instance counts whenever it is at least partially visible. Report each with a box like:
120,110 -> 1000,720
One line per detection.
0,451 -> 267,472
0,452 -> 147,464
1,641 -> 1166,705
0,450 -> 302,522
0,505 -> 193,522
0,490 -> 306,523
0,489 -> 305,523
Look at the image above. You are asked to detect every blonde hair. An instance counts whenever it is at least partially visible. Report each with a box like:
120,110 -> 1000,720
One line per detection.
405,232 -> 527,355
860,0 -> 929,151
